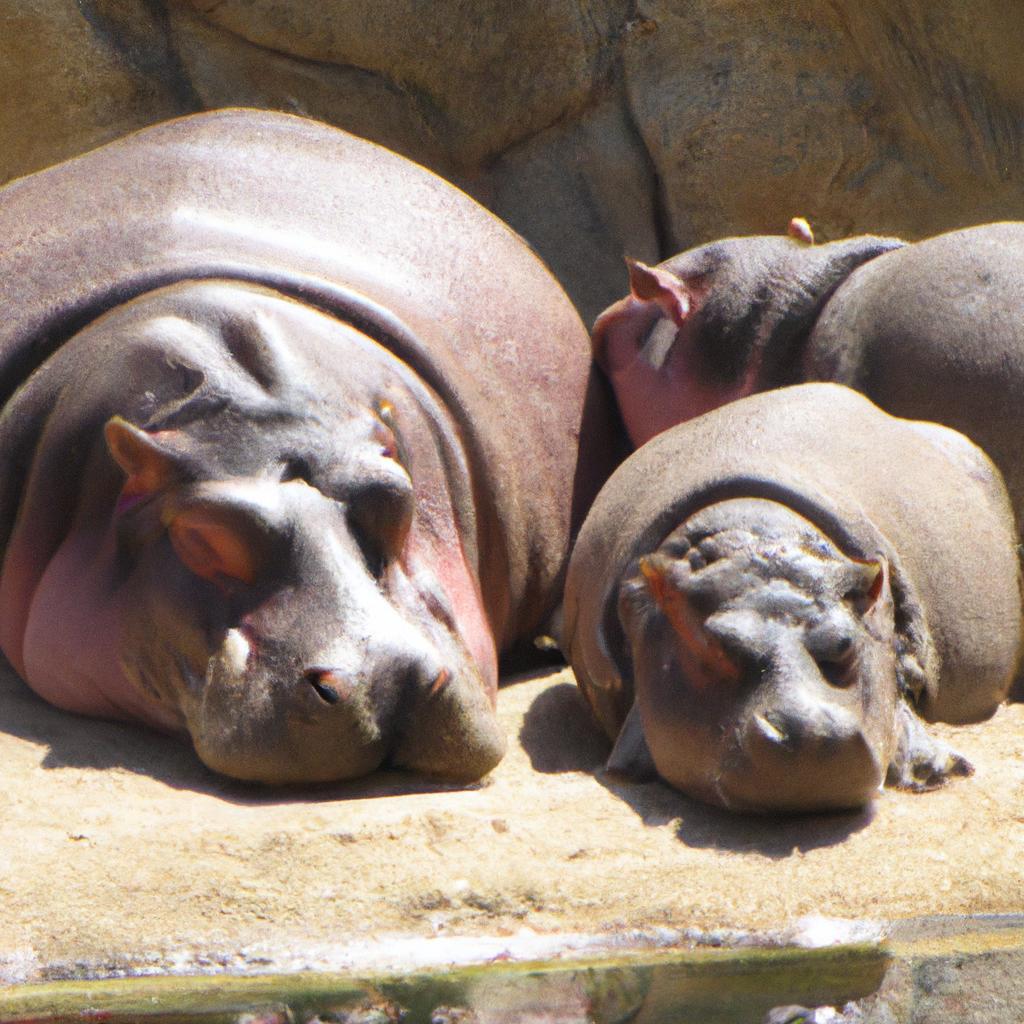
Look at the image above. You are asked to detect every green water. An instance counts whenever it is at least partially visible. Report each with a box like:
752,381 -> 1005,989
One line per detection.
7,919 -> 1024,1024
0,944 -> 887,1024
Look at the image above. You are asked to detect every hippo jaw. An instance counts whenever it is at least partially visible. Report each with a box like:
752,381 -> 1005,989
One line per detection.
617,499 -> 901,813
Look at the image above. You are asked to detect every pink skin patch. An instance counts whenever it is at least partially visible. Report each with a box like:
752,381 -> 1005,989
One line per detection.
409,526 -> 498,702
18,525 -> 184,731
593,291 -> 762,448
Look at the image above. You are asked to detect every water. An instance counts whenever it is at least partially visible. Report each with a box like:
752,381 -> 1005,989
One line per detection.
6,916 -> 1024,1023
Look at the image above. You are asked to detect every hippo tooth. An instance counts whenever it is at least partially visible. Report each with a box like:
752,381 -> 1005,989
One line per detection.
753,713 -> 787,744
639,316 -> 678,371
221,628 -> 252,677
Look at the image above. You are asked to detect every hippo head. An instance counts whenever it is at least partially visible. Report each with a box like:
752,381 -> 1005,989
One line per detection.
36,280 -> 505,783
591,226 -> 903,446
617,498 -> 900,813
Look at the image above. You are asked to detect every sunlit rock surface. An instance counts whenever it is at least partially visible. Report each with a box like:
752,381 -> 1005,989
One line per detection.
5,2 -> 1024,321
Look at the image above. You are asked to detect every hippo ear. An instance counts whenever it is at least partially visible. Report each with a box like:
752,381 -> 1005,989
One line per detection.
625,258 -> 693,328
166,505 -> 262,585
851,557 -> 894,639
787,216 -> 815,245
639,554 -> 740,686
104,416 -> 186,506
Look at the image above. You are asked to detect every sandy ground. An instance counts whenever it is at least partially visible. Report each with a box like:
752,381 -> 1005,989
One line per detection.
2,655 -> 1024,983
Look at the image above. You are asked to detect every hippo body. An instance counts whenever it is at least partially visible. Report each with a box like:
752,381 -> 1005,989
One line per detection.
805,223 -> 1024,528
593,222 -> 1024,530
0,109 -> 614,783
563,384 -> 1021,813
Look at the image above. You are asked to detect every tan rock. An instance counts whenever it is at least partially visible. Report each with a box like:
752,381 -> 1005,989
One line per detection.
174,0 -> 626,171
622,0 -> 1024,246
5,2 -> 1024,317
0,1 -> 188,183
166,3 -> 451,175
483,96 -> 662,324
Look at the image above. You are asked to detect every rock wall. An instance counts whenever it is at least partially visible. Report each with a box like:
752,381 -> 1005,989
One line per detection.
4,2 -> 1024,321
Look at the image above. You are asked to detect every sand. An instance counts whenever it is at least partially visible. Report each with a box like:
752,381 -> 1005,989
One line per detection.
2,657 -> 1023,983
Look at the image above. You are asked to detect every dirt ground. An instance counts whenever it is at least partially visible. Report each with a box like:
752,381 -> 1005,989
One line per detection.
2,655 -> 1023,983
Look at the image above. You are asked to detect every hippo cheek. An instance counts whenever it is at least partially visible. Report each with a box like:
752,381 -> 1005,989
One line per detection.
625,617 -> 744,807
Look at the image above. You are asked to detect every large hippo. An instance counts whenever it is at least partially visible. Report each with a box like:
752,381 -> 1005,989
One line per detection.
592,221 -> 1024,530
562,384 -> 1022,813
0,109 -> 615,784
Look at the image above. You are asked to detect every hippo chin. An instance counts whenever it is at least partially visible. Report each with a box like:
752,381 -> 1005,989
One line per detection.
563,384 -> 1022,814
0,111 -> 613,784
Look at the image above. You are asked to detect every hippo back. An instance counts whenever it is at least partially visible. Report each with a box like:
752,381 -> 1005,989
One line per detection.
806,222 -> 1024,532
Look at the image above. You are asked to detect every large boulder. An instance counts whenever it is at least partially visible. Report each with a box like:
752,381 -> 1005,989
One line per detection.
2,2 -> 1023,320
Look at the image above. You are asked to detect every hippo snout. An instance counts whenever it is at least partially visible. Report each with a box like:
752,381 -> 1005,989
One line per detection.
182,617 -> 454,784
720,690 -> 885,813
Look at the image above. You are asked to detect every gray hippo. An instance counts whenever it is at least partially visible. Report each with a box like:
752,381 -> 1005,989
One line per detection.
562,384 -> 1021,813
0,109 -> 615,784
592,220 -> 1024,530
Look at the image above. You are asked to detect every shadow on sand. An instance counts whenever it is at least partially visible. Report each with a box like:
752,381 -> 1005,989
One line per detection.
0,656 -> 488,806
518,679 -> 875,858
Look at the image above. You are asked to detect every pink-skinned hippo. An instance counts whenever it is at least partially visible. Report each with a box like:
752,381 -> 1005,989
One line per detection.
0,109 -> 615,784
563,384 -> 1022,814
592,220 -> 1024,532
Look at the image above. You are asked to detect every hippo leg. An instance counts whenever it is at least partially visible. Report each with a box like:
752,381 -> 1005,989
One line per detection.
887,702 -> 973,791
606,702 -> 658,780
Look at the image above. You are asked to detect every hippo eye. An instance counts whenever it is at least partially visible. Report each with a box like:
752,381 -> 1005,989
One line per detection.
372,400 -> 410,470
805,621 -> 858,687
347,469 -> 415,579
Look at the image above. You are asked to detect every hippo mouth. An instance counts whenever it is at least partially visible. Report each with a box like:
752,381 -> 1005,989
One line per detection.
175,615 -> 505,785
714,707 -> 887,814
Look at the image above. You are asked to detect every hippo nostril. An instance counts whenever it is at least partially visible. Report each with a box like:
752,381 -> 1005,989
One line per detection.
304,668 -> 342,705
429,667 -> 452,697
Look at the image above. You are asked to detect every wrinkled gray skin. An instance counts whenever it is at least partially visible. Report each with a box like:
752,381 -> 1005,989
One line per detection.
593,221 -> 1024,535
0,110 -> 614,785
563,384 -> 1022,814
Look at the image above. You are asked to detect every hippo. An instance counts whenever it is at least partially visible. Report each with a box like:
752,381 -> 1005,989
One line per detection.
0,109 -> 615,784
562,384 -> 1022,813
591,220 -> 1024,531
